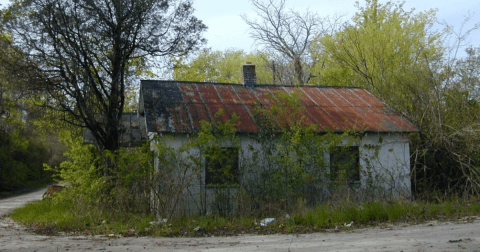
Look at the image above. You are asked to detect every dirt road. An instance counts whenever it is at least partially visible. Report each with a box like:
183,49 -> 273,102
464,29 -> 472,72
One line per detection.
1,189 -> 480,252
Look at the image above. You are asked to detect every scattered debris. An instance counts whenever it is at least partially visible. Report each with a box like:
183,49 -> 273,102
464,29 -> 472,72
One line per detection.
449,239 -> 463,243
285,214 -> 291,220
344,221 -> 353,227
260,218 -> 276,227
149,218 -> 168,226
449,238 -> 473,243
194,226 -> 200,231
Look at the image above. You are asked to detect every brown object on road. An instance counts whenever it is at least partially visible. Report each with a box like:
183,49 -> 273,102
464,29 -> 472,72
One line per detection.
47,185 -> 64,196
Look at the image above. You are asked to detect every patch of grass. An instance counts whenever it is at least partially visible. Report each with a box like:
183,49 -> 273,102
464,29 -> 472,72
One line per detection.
10,199 -> 75,229
10,198 -> 156,236
10,197 -> 480,237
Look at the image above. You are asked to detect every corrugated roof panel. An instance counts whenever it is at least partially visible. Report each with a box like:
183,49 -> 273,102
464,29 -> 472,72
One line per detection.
352,89 -> 382,107
178,84 -> 210,129
321,89 -> 350,108
305,106 -> 334,130
363,107 -> 389,132
255,87 -> 278,106
340,105 -> 378,131
233,87 -> 260,130
302,88 -> 336,107
169,103 -> 192,132
214,85 -> 257,132
233,86 -> 258,105
140,80 -> 418,134
188,103 -> 210,129
335,89 -> 370,107
196,84 -> 231,124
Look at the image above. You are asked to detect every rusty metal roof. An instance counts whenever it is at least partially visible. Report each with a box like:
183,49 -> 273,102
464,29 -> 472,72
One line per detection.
139,80 -> 417,134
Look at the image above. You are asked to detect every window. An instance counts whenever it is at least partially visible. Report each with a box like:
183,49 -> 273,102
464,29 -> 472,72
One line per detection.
330,146 -> 360,185
205,147 -> 239,186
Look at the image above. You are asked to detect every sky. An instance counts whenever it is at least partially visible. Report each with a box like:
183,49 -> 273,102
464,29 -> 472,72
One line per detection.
0,0 -> 478,58
191,0 -> 480,58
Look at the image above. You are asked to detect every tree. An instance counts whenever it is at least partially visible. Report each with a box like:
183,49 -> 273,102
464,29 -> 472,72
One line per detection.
311,0 -> 440,113
242,0 -> 339,85
312,0 -> 480,195
5,0 -> 207,154
0,30 -> 54,191
173,49 -> 274,84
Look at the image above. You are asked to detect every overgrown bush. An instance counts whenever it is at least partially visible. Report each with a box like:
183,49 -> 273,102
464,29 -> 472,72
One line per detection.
44,131 -> 154,217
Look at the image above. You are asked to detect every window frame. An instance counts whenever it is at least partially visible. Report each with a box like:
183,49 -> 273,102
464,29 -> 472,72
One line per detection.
329,146 -> 360,186
205,147 -> 240,187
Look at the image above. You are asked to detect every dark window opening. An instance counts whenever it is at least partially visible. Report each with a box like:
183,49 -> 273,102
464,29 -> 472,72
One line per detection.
330,146 -> 360,185
205,147 -> 239,186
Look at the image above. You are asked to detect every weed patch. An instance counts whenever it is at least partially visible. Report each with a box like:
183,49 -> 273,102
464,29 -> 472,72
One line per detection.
10,197 -> 480,237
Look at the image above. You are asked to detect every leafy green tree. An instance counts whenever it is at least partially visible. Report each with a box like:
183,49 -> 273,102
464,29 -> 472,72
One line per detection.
5,0 -> 207,154
311,0 -> 440,114
312,0 -> 480,195
173,49 -> 273,84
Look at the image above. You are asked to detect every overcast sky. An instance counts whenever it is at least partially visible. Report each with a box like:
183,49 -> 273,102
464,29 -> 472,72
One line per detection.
0,0 -> 478,58
192,0 -> 480,58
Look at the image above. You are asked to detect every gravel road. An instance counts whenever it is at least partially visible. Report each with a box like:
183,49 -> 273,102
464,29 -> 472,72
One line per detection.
1,188 -> 480,252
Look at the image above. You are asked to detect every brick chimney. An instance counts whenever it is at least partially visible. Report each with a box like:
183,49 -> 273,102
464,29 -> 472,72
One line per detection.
242,63 -> 256,87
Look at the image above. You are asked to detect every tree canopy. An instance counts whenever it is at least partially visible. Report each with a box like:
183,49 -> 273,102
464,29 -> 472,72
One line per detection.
5,0 -> 207,152
173,49 -> 274,84
311,0 -> 480,194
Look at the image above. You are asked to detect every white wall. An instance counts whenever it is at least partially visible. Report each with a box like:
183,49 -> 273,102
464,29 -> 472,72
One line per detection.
359,133 -> 411,199
150,132 -> 412,216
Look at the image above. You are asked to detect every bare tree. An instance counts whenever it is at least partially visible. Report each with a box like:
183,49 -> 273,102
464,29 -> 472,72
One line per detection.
242,0 -> 339,84
5,0 -> 207,154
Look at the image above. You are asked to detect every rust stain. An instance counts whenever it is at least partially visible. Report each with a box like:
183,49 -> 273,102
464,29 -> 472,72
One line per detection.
140,80 -> 418,134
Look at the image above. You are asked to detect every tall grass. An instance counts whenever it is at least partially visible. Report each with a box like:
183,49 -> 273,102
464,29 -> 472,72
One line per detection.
10,196 -> 480,237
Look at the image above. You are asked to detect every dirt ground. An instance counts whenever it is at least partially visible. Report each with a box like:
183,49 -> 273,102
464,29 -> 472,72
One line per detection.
1,188 -> 480,252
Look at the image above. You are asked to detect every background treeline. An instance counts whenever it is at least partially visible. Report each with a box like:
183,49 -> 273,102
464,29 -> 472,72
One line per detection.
0,33 -> 61,191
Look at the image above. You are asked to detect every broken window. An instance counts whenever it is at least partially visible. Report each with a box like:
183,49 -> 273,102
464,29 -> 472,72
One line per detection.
205,147 -> 239,186
330,146 -> 360,185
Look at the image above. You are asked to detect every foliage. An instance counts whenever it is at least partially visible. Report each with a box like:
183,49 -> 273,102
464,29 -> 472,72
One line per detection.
311,0 -> 480,195
0,130 -> 51,191
241,91 -> 361,212
311,0 -> 439,108
5,0 -> 207,153
173,49 -> 273,84
44,131 -> 153,216
0,30 -> 54,191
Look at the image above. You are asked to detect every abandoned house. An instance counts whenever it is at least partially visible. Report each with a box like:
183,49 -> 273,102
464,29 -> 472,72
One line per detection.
134,64 -> 418,216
